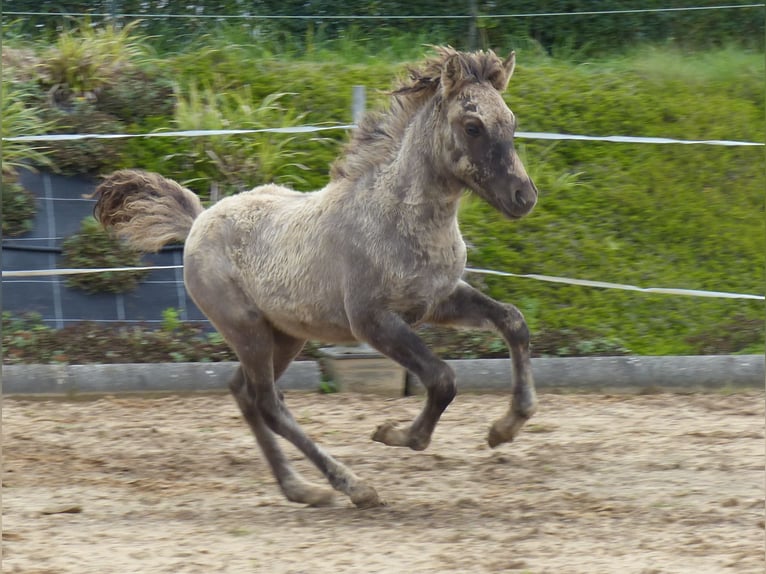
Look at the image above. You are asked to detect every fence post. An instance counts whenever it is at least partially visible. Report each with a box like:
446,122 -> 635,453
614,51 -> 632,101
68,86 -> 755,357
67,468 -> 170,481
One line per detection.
468,0 -> 478,50
352,85 -> 366,124
107,0 -> 120,27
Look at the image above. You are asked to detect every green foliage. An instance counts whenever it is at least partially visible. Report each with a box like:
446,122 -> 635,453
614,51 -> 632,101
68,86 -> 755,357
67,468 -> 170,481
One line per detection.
459,49 -> 764,355
319,379 -> 339,394
37,20 -> 149,99
60,216 -> 149,294
161,308 -> 182,333
0,80 -> 55,176
685,315 -> 765,356
164,43 -> 395,123
0,63 -> 47,233
172,85 -> 317,196
1,180 -> 38,236
23,20 -> 166,175
5,1 -> 764,56
2,23 -> 166,177
2,23 -> 763,356
2,311 -> 48,337
2,312 -> 55,364
113,50 -> 397,193
206,332 -> 226,346
1,312 -> 238,365
95,67 -> 175,124
38,102 -> 126,174
416,325 -> 631,359
532,330 -> 631,358
623,45 -> 765,109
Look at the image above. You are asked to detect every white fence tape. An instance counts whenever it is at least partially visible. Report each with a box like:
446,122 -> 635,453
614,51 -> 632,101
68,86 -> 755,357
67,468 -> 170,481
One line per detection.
2,264 -> 763,301
2,265 -> 182,278
3,126 -> 763,146
463,268 -> 764,301
517,132 -> 763,147
2,125 -> 356,143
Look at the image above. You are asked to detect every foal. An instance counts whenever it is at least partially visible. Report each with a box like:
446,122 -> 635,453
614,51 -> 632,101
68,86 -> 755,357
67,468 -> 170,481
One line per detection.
94,47 -> 538,508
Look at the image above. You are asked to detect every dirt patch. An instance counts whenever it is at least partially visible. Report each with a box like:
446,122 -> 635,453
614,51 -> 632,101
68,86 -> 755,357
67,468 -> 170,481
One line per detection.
3,391 -> 764,573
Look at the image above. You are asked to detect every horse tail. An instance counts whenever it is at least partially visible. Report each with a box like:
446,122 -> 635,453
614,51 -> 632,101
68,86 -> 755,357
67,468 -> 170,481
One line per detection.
93,169 -> 205,253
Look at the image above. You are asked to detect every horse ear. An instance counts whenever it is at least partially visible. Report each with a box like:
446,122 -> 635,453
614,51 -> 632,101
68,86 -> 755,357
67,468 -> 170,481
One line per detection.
501,51 -> 516,90
441,53 -> 464,96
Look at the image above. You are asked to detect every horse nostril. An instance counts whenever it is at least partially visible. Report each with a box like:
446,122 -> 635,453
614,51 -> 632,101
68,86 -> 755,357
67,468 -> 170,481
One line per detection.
521,183 -> 538,206
515,189 -> 532,207
514,189 -> 537,211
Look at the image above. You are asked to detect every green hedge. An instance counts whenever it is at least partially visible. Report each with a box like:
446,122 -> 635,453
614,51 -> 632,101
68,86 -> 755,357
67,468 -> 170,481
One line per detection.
459,50 -> 764,355
124,46 -> 765,355
4,25 -> 763,355
116,53 -> 398,194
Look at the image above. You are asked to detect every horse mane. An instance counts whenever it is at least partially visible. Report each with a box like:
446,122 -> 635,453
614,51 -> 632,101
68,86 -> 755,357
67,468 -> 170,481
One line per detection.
329,46 -> 508,183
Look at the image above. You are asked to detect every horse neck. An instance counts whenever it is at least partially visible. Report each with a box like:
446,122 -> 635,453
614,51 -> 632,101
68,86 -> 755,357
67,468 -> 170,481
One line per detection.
371,108 -> 463,227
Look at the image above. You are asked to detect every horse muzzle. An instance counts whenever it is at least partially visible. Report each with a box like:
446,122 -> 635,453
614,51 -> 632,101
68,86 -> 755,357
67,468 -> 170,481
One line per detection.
491,177 -> 538,220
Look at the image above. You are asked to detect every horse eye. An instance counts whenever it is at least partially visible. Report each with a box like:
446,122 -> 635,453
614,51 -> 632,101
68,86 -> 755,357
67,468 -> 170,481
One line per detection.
465,123 -> 483,138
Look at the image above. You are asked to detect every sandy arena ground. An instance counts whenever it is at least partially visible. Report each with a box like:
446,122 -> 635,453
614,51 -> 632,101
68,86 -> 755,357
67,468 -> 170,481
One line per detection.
2,390 -> 764,574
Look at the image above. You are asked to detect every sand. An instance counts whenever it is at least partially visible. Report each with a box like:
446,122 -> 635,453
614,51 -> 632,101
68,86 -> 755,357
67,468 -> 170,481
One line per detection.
3,390 -> 764,573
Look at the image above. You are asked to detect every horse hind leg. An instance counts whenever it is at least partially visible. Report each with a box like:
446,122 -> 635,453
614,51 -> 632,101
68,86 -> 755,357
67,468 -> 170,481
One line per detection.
187,272 -> 382,507
242,323 -> 382,508
185,268 -> 323,504
228,359 -> 335,507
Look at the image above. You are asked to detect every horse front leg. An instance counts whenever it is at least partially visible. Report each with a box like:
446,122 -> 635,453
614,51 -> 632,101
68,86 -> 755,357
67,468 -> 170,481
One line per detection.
348,307 -> 457,451
428,281 -> 537,447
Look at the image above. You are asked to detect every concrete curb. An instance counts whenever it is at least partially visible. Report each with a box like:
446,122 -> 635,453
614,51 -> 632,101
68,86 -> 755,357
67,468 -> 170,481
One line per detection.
432,355 -> 765,393
1,361 -> 320,396
2,355 -> 763,396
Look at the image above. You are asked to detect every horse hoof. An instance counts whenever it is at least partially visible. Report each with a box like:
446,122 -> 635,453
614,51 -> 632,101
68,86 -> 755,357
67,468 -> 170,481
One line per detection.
487,425 -> 511,448
372,421 -> 430,450
488,414 -> 530,448
350,484 -> 385,509
305,490 -> 337,508
282,476 -> 336,507
371,421 -> 401,444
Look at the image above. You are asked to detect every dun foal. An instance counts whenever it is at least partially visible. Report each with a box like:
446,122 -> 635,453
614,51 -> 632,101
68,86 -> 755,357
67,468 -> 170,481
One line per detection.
94,47 -> 539,508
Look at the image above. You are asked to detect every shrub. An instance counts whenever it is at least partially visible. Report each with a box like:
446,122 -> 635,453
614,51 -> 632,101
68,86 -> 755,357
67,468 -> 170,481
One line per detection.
172,85 -> 320,197
1,180 -> 37,237
60,216 -> 149,294
1,312 -> 237,365
458,51 -> 764,355
2,30 -> 763,356
2,44 -> 43,86
38,102 -> 126,175
686,315 -> 765,355
0,80 -> 54,176
161,308 -> 183,333
0,79 -> 52,235
95,67 -> 175,124
37,20 -> 149,105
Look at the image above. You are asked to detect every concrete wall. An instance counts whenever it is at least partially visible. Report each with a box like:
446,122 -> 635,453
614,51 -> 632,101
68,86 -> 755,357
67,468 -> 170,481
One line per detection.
3,170 -> 205,328
3,355 -> 763,397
